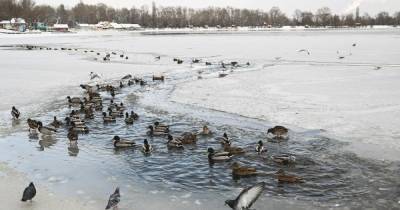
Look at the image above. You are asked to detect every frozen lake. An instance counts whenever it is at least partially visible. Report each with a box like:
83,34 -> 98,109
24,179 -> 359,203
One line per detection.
0,30 -> 399,210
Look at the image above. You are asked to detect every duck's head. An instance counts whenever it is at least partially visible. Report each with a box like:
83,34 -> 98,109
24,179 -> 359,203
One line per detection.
207,147 -> 215,154
120,102 -> 123,106
225,200 -> 235,208
154,121 -> 160,126
53,116 -> 57,121
144,139 -> 149,145
230,162 -> 240,169
102,112 -> 107,117
12,106 -> 16,110
113,135 -> 120,143
66,96 -> 71,99
267,128 -> 273,134
37,121 -> 43,128
223,132 -> 228,139
167,134 -> 173,141
203,125 -> 209,131
258,140 -> 263,146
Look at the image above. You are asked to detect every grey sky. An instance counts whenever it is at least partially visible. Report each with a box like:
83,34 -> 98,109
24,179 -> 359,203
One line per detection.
33,0 -> 400,15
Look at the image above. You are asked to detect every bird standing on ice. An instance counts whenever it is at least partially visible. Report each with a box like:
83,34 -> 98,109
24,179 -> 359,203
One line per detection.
11,106 -> 20,119
21,182 -> 36,202
225,182 -> 265,209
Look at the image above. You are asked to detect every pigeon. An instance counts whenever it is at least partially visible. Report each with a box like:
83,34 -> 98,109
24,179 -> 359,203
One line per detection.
225,182 -> 265,210
11,106 -> 20,119
21,182 -> 36,202
105,187 -> 120,210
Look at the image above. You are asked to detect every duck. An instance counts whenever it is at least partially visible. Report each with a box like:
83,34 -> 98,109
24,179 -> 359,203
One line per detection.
27,118 -> 39,132
11,106 -> 20,119
231,162 -> 258,177
121,74 -> 132,80
225,182 -> 265,210
198,125 -> 212,135
216,133 -> 231,146
67,96 -> 81,104
103,112 -> 116,123
175,132 -> 197,144
112,136 -> 135,148
276,169 -> 303,183
154,122 -> 169,132
167,135 -> 184,149
272,154 -> 296,165
255,140 -> 266,154
70,122 -> 89,134
49,116 -> 63,128
130,111 -> 139,120
223,144 -> 245,155
116,103 -> 125,111
37,121 -> 57,136
152,75 -> 165,81
124,112 -> 134,124
207,147 -> 232,163
67,127 -> 78,143
141,139 -> 153,154
267,126 -> 289,139
147,125 -> 168,136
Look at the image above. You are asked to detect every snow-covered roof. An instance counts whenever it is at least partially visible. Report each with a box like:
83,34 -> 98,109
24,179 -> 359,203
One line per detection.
10,18 -> 25,24
77,23 -> 89,27
53,24 -> 69,29
0,20 -> 11,24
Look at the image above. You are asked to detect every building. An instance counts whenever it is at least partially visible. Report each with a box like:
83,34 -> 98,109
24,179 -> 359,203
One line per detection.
1,18 -> 26,32
0,20 -> 12,29
52,24 -> 69,32
33,22 -> 48,31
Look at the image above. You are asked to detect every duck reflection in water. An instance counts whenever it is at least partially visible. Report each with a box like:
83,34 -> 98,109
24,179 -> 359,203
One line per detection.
37,135 -> 57,151
68,143 -> 79,157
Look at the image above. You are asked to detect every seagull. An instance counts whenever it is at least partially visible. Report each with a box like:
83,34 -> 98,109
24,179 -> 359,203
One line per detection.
106,187 -> 120,210
21,182 -> 36,202
90,72 -> 101,80
225,182 -> 265,210
11,106 -> 20,119
298,49 -> 310,55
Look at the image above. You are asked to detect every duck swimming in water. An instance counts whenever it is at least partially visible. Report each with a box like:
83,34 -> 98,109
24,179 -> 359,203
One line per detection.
27,119 -> 39,132
175,132 -> 197,144
141,139 -> 153,154
276,169 -> 303,183
154,121 -> 169,131
216,132 -> 231,146
198,125 -> 212,135
124,112 -> 134,124
37,121 -> 57,136
207,147 -> 232,164
49,116 -> 63,128
267,125 -> 289,139
255,140 -> 266,154
112,136 -> 135,148
103,112 -> 116,123
223,144 -> 245,155
67,127 -> 78,144
167,135 -> 184,149
231,162 -> 258,178
272,154 -> 296,165
11,106 -> 20,119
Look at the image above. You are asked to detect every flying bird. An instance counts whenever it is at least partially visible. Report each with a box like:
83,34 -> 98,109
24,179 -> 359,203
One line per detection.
106,187 -> 120,210
297,49 -> 310,55
21,182 -> 36,202
225,182 -> 265,210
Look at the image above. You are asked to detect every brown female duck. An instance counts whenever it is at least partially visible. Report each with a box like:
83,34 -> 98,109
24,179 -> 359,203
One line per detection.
276,169 -> 303,183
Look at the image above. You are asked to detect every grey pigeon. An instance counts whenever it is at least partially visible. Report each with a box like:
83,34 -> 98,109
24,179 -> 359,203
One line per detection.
106,187 -> 120,210
21,182 -> 36,202
225,182 -> 265,210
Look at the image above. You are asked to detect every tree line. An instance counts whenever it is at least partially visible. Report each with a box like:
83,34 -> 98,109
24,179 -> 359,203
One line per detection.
1,0 -> 400,28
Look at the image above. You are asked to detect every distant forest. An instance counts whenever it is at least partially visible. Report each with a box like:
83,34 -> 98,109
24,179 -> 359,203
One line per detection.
1,0 -> 400,27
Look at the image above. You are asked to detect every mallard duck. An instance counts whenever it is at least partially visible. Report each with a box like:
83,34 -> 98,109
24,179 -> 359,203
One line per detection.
224,144 -> 245,155
167,135 -> 184,149
152,75 -> 165,81
141,139 -> 153,154
103,112 -> 116,123
130,111 -> 139,120
231,162 -> 257,177
272,154 -> 296,165
113,136 -> 135,148
37,121 -> 57,136
176,132 -> 197,144
49,116 -> 63,128
267,126 -> 289,139
11,106 -> 20,119
67,127 -> 78,143
255,140 -> 266,154
154,121 -> 169,132
27,118 -> 39,132
70,122 -> 89,133
207,147 -> 232,163
216,133 -> 231,146
276,169 -> 303,183
116,103 -> 125,111
147,125 -> 168,136
67,96 -> 81,104
125,113 -> 134,124
198,125 -> 212,135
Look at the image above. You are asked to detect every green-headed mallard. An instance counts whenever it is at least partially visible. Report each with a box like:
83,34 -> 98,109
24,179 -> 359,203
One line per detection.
207,147 -> 232,163
103,112 -> 116,123
255,140 -> 266,154
141,139 -> 153,154
147,125 -> 168,136
113,135 -> 135,148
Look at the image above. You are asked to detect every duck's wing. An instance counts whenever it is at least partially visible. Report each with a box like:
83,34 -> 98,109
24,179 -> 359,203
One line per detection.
235,182 -> 265,209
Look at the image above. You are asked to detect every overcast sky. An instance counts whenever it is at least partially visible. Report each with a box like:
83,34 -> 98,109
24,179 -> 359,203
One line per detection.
33,0 -> 400,15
